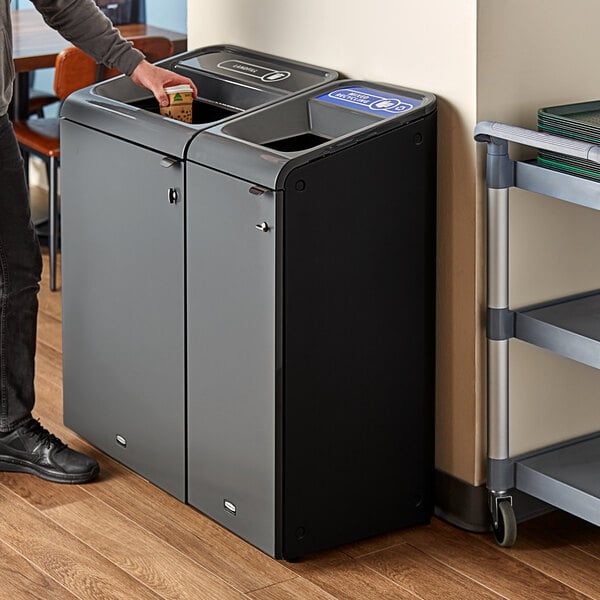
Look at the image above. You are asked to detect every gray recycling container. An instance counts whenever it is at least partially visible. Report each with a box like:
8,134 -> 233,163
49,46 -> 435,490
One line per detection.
60,46 -> 337,503
185,81 -> 437,558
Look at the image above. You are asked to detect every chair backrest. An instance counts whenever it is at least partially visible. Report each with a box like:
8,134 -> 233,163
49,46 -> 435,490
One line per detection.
102,36 -> 174,80
53,47 -> 98,101
52,37 -> 174,101
131,36 -> 174,63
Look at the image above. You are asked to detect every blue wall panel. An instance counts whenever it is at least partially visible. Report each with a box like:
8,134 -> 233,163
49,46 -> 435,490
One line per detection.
146,2 -> 186,32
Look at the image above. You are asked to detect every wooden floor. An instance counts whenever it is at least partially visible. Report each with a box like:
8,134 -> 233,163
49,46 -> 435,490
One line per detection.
2,251 -> 599,599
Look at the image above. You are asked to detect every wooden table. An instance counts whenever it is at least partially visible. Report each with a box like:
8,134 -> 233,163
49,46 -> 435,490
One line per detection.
11,9 -> 188,119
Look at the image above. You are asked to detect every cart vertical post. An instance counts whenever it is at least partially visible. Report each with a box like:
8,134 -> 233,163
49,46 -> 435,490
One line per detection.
483,137 -> 517,545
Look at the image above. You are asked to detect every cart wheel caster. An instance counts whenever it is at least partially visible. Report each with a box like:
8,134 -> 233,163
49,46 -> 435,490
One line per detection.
493,500 -> 517,547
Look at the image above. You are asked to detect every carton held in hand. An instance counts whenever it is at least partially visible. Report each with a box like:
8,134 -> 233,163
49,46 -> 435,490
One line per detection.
160,85 -> 194,123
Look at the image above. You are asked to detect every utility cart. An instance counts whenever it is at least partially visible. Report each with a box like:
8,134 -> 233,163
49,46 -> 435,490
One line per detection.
475,121 -> 600,546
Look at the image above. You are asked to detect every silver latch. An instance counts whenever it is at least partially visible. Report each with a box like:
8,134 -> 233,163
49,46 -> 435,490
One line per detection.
160,156 -> 179,168
168,188 -> 179,204
255,222 -> 270,232
249,186 -> 268,196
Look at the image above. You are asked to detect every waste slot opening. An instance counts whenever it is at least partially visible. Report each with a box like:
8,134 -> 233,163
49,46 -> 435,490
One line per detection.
263,133 -> 329,152
129,97 -> 240,124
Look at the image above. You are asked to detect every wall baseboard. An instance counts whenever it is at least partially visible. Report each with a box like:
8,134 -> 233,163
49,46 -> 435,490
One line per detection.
434,469 -> 553,533
434,469 -> 490,532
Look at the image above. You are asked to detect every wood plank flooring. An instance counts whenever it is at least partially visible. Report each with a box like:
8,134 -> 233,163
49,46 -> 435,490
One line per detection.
1,250 -> 599,599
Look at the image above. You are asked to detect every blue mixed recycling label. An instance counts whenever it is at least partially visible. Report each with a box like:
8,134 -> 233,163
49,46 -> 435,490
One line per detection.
316,86 -> 421,117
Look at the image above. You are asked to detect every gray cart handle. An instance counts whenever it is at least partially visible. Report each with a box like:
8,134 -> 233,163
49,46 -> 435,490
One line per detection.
475,121 -> 600,164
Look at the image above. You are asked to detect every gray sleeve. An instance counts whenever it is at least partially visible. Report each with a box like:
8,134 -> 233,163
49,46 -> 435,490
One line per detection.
31,0 -> 145,75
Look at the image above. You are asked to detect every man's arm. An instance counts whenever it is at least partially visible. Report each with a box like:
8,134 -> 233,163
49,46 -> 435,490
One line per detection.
31,0 -> 196,104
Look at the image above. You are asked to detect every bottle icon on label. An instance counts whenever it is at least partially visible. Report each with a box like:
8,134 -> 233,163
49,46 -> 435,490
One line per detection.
372,99 -> 402,111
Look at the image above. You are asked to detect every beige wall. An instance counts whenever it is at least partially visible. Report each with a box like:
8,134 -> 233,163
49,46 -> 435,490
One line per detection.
186,0 -> 600,490
188,0 -> 483,485
478,0 -> 600,457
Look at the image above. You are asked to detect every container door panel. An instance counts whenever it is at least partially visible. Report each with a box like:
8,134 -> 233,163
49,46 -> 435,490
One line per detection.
61,120 -> 185,500
186,164 -> 276,556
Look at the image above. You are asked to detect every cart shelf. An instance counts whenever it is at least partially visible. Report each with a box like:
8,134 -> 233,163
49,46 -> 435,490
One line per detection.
515,433 -> 600,526
516,291 -> 600,369
516,160 -> 600,211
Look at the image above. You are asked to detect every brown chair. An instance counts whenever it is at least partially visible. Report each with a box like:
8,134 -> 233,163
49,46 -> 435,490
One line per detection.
28,88 -> 60,118
13,37 -> 174,291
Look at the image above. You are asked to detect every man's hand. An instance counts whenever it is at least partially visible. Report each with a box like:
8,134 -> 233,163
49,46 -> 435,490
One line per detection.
131,60 -> 198,106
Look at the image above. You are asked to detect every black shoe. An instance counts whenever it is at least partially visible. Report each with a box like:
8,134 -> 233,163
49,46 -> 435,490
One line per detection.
0,418 -> 99,484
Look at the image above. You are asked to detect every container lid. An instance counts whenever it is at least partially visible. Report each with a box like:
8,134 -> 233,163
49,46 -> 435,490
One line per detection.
188,79 -> 436,189
176,46 -> 337,95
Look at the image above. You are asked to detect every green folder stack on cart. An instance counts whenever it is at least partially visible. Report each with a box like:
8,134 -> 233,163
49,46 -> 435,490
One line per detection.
538,100 -> 600,180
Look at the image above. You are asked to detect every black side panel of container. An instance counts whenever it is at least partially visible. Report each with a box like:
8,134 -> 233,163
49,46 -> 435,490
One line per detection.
280,114 -> 437,559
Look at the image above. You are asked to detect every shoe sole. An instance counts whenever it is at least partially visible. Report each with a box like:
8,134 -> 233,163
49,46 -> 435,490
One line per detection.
0,456 -> 99,484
